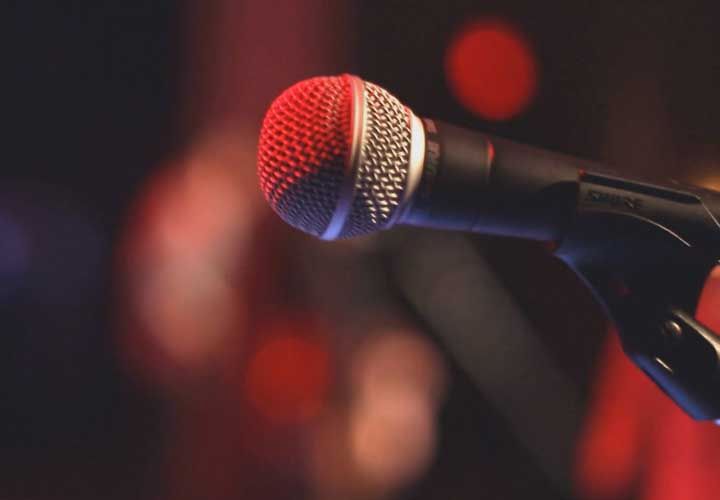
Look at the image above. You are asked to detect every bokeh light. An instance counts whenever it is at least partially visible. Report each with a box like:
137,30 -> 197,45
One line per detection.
686,162 -> 720,193
348,332 -> 446,492
0,185 -> 111,455
308,331 -> 447,499
134,259 -> 239,373
445,18 -> 538,121
351,332 -> 447,403
246,326 -> 332,425
0,187 -> 106,307
0,212 -> 29,299
0,185 -> 105,310
119,130 -> 259,389
349,391 -> 436,489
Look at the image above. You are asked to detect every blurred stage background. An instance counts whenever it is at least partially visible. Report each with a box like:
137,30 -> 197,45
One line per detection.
4,1 -> 720,499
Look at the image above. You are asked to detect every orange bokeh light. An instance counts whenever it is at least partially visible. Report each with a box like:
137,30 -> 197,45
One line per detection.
445,18 -> 538,121
246,333 -> 332,425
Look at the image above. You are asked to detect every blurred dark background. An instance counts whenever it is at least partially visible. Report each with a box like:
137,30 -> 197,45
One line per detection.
3,1 -> 720,499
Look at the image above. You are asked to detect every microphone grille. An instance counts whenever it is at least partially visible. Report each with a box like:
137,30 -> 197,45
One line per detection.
257,75 -> 353,237
257,75 -> 413,239
341,81 -> 412,238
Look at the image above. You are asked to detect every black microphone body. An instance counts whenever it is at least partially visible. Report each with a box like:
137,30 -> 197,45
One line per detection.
405,118 -> 720,251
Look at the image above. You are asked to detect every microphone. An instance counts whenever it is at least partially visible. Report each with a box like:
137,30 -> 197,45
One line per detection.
257,74 -> 720,420
257,74 -> 720,243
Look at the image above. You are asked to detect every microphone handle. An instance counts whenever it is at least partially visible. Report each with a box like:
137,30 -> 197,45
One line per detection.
403,118 -> 720,252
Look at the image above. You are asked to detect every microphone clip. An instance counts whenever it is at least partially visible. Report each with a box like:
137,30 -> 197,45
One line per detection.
554,175 -> 720,419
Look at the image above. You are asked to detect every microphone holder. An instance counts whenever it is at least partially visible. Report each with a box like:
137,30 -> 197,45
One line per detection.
555,172 -> 720,419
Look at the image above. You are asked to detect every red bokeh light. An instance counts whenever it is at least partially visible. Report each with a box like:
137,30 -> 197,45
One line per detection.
445,18 -> 538,121
246,332 -> 332,425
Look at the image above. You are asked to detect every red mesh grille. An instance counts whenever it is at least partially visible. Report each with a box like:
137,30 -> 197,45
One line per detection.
257,75 -> 353,236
